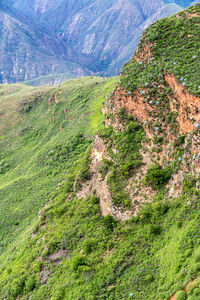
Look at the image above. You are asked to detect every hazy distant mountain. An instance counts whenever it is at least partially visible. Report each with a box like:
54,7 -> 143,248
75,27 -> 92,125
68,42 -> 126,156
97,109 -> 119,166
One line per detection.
192,0 -> 200,4
0,0 -> 199,83
0,2 -> 94,83
164,0 -> 199,6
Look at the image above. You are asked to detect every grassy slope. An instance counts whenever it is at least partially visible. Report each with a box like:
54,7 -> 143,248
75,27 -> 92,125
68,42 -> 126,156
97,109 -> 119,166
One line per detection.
0,76 -> 118,258
1,142 -> 200,299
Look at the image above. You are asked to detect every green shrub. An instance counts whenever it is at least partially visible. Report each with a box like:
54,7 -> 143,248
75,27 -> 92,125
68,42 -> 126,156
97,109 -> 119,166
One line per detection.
150,224 -> 161,235
99,126 -> 113,139
25,275 -> 38,292
195,254 -> 200,263
47,239 -> 60,254
90,195 -> 99,205
175,290 -> 186,300
145,164 -> 172,189
191,263 -> 200,277
102,215 -> 117,232
98,159 -> 113,179
182,175 -> 196,192
72,255 -> 87,271
78,158 -> 91,182
83,238 -> 96,254
8,277 -> 25,298
192,287 -> 200,296
0,161 -> 11,175
145,274 -> 154,282
174,135 -> 185,147
62,174 -> 76,193
177,221 -> 183,228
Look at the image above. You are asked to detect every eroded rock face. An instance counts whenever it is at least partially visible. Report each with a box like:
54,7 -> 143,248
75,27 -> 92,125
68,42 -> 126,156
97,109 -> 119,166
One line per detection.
100,63 -> 200,215
105,85 -> 153,135
165,74 -> 200,134
76,136 -> 131,221
109,76 -> 200,135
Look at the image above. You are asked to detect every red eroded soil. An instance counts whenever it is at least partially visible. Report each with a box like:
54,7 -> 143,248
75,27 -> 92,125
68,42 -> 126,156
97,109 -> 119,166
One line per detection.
108,86 -> 154,138
165,74 -> 200,134
134,43 -> 152,63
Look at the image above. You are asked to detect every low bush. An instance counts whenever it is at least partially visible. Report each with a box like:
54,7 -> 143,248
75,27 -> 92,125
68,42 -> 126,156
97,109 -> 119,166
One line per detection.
102,215 -> 117,232
72,255 -> 87,271
175,290 -> 186,300
145,164 -> 172,189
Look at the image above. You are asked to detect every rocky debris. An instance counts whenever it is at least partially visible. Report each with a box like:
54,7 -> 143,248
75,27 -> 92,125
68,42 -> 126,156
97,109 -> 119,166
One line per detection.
76,136 -> 131,221
48,249 -> 69,265
40,268 -> 52,285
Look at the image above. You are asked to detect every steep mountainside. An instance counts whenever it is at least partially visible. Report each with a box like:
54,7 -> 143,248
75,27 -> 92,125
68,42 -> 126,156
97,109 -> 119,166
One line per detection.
0,0 -> 198,83
0,3 -> 93,83
1,4 -> 200,300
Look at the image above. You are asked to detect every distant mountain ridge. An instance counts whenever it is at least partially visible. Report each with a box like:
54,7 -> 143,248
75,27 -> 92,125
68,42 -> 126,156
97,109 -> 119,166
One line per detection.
0,0 -> 199,83
164,0 -> 194,6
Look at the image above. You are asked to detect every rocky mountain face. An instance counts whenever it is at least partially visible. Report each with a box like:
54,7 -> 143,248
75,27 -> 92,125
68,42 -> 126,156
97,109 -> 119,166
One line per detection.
0,0 -> 199,83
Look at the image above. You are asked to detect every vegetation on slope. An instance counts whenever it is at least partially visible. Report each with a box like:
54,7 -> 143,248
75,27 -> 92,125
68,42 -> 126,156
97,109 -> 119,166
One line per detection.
1,133 -> 200,299
0,76 -> 118,257
1,4 -> 200,300
99,114 -> 144,208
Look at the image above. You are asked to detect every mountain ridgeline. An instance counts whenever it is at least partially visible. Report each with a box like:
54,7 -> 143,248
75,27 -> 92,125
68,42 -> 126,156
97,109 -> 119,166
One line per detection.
0,0 -> 199,84
1,3 -> 200,300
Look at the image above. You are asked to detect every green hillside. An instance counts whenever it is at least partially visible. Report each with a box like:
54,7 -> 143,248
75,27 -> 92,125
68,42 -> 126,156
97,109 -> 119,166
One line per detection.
0,76 -> 118,258
1,4 -> 200,300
